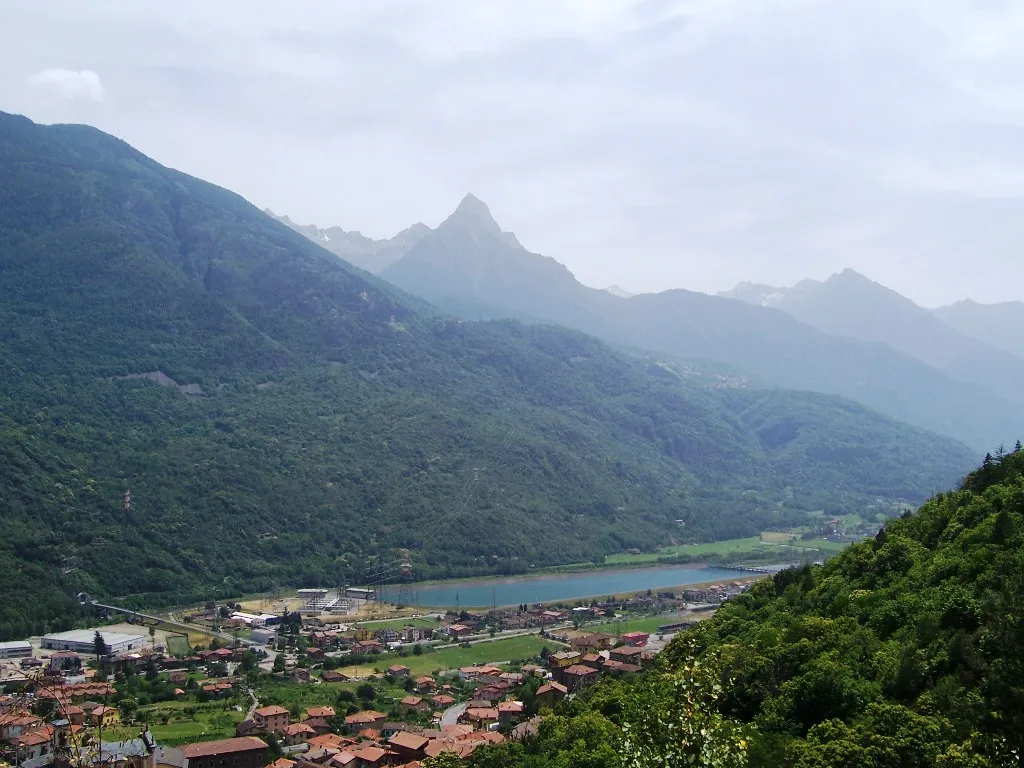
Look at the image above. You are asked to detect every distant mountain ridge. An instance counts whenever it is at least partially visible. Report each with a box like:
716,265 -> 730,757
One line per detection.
370,195 -> 1024,451
720,270 -> 1024,411
266,209 -> 430,273
933,299 -> 1024,360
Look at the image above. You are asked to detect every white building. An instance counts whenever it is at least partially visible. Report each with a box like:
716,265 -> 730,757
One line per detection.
0,640 -> 32,659
41,629 -> 146,655
250,628 -> 277,645
229,612 -> 279,628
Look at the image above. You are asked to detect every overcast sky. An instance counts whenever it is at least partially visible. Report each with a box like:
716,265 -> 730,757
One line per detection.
3,1 -> 1023,306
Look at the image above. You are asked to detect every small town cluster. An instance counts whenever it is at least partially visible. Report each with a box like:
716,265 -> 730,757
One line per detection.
0,582 -> 756,768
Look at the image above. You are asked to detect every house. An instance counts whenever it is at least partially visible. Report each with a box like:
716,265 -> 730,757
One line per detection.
61,706 -> 86,726
303,718 -> 333,736
305,706 -> 336,720
167,670 -> 189,684
609,646 -> 644,665
306,648 -> 325,663
387,664 -> 411,678
580,653 -> 603,669
402,626 -> 431,643
620,631 -> 650,647
458,666 -> 481,680
268,759 -> 296,768
348,746 -> 390,768
534,682 -> 567,710
91,706 -> 121,727
497,701 -> 524,726
563,665 -> 599,693
181,736 -> 269,768
398,696 -> 429,715
388,731 -> 429,761
321,670 -> 350,683
548,651 -> 581,670
430,694 -> 455,708
520,664 -> 546,678
414,676 -> 435,692
444,624 -> 471,639
308,734 -> 356,751
0,712 -> 44,740
282,723 -> 316,746
12,726 -> 56,761
253,705 -> 290,734
460,708 -> 499,727
342,711 -> 387,733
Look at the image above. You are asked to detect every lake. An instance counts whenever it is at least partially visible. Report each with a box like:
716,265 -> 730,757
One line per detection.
389,565 -> 747,608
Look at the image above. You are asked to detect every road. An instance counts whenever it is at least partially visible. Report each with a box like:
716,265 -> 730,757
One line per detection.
441,701 -> 468,726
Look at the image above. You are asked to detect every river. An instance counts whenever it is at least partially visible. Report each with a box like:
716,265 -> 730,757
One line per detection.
390,565 -> 746,608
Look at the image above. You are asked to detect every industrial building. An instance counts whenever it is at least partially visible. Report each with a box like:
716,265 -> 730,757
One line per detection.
0,640 -> 32,659
229,612 -> 280,628
250,628 -> 277,645
41,629 -> 147,655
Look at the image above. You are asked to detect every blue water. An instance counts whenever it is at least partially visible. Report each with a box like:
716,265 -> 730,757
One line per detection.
396,566 -> 744,608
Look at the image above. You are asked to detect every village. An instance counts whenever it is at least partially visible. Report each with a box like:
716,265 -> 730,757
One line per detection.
0,579 -> 757,768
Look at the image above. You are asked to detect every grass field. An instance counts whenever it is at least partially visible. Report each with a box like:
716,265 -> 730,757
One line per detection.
139,700 -> 245,746
606,534 -> 849,565
586,615 -> 686,635
333,634 -> 556,678
165,634 -> 191,657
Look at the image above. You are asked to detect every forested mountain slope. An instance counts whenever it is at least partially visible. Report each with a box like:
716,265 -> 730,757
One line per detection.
468,448 -> 1024,767
380,197 -> 1024,451
0,113 -> 975,640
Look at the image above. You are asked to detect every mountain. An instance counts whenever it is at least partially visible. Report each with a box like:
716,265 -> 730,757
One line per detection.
721,269 -> 1024,410
0,113 -> 976,640
380,196 -> 1023,452
934,299 -> 1024,360
266,210 -> 429,273
474,448 -> 1024,767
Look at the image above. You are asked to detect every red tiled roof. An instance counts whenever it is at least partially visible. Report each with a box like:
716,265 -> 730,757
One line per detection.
182,737 -> 268,758
255,705 -> 289,717
389,731 -> 429,751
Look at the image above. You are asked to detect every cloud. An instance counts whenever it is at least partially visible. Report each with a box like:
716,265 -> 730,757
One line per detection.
2,1 -> 1024,305
27,68 -> 105,101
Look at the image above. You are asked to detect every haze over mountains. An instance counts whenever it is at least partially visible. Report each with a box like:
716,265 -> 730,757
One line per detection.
0,113 -> 979,640
282,196 -> 1024,453
720,271 -> 1024,412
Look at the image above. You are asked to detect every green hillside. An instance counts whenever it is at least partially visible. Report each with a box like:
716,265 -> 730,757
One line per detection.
0,113 -> 976,641
471,448 -> 1024,767
381,197 -> 1024,452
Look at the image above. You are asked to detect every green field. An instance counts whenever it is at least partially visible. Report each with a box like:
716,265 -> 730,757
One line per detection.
337,634 -> 556,677
358,616 -> 441,630
605,535 -> 849,565
139,700 -> 245,746
165,634 -> 192,657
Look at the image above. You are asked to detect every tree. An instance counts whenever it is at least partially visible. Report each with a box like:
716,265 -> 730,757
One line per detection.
93,631 -> 109,660
619,646 -> 749,768
423,752 -> 462,768
357,683 -> 376,703
149,625 -> 156,648
413,643 -> 423,656
272,655 -> 286,673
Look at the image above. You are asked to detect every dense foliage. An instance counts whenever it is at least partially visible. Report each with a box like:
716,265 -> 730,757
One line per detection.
469,449 -> 1024,767
0,113 -> 975,640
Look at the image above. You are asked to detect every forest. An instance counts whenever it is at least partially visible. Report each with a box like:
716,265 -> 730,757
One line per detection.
0,112 -> 978,640
459,446 -> 1024,767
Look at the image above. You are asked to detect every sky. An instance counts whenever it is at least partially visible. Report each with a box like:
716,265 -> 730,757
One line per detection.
3,0 -> 1024,307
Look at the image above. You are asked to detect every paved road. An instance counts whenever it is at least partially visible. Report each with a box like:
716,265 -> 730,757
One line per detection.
441,701 -> 468,726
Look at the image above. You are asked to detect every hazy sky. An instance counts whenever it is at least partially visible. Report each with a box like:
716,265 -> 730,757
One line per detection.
3,1 -> 1024,306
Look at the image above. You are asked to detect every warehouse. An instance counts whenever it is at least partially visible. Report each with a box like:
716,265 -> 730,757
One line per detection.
41,629 -> 147,655
0,640 -> 32,659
